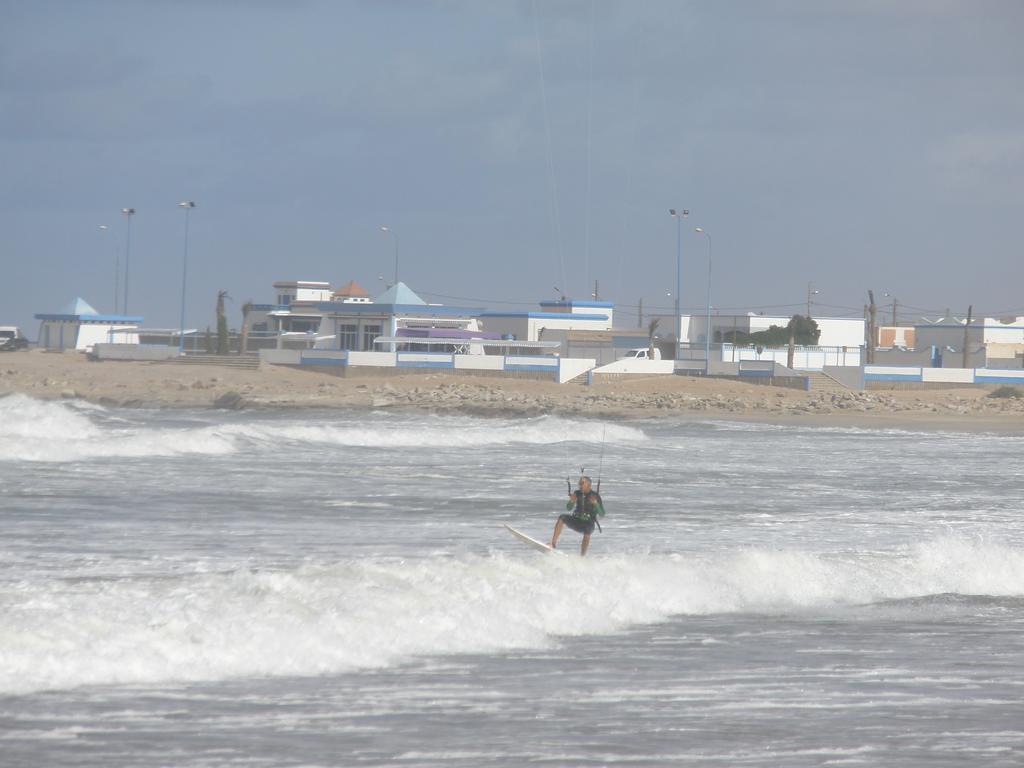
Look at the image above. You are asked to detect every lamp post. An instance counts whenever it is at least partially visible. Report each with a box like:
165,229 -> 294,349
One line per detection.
884,292 -> 898,327
669,209 -> 688,357
695,227 -> 712,373
121,208 -> 135,314
178,201 -> 197,354
99,225 -> 115,313
380,225 -> 398,285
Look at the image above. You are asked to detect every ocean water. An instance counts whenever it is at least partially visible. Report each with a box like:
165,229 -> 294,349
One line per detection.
1,392 -> 1023,767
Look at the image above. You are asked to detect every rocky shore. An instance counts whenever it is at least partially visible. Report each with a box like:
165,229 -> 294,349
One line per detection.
2,350 -> 1023,431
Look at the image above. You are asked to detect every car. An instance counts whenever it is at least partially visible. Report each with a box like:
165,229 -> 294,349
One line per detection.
621,346 -> 661,360
0,326 -> 29,351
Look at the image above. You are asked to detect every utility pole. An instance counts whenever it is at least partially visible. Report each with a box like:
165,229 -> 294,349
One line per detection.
669,208 -> 688,359
593,280 -> 599,300
867,290 -> 877,364
806,281 -> 818,318
121,207 -> 135,315
892,298 -> 898,328
962,305 -> 973,369
637,297 -> 643,329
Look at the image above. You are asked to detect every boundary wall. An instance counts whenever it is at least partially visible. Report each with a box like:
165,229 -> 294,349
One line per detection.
260,349 -> 595,384
865,366 -> 1024,387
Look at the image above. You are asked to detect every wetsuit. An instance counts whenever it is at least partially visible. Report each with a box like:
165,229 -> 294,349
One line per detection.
559,490 -> 605,535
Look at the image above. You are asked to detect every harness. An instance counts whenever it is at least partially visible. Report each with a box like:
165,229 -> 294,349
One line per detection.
567,478 -> 603,533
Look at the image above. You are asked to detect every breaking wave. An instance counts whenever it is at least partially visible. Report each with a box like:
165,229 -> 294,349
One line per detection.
0,395 -> 647,462
2,536 -> 1021,695
0,395 -> 235,462
217,415 -> 646,449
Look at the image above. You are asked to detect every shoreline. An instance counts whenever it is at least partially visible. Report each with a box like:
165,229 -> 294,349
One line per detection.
2,350 -> 1023,433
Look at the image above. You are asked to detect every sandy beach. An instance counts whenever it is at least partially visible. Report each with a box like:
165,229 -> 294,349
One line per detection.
1,349 -> 1022,431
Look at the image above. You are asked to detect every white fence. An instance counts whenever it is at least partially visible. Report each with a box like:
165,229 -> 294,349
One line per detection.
715,344 -> 862,370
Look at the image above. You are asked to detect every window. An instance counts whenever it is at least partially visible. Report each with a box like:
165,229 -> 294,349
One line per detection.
338,324 -> 358,350
362,324 -> 382,351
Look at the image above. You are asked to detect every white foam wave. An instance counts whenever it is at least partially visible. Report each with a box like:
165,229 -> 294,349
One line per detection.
220,414 -> 647,449
2,537 -> 1021,695
0,395 -> 235,462
0,397 -> 647,462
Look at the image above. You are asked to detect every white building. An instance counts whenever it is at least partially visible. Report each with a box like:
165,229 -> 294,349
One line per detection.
273,280 -> 332,305
250,279 -> 487,351
915,315 -> 1024,366
481,299 -> 614,342
248,280 -> 333,336
681,313 -> 865,348
35,298 -> 142,350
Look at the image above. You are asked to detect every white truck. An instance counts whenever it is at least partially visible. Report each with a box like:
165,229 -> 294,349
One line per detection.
0,326 -> 28,351
621,346 -> 661,360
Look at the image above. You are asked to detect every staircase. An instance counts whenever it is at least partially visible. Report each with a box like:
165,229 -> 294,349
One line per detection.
162,354 -> 261,370
805,370 -> 852,393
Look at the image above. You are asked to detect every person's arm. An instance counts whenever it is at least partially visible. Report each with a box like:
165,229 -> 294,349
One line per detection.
566,492 -> 576,511
593,493 -> 606,517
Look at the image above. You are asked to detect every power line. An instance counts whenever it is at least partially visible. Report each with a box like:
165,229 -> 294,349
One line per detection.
418,290 -> 1023,322
418,293 -> 530,306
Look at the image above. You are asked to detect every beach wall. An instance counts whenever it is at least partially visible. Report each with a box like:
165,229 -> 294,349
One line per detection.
865,365 -> 1024,387
92,344 -> 180,361
823,365 -> 865,390
588,358 -> 674,383
260,349 -> 597,383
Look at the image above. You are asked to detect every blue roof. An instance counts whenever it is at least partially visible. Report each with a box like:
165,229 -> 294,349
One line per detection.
374,281 -> 426,305
35,297 -> 143,323
62,297 -> 98,315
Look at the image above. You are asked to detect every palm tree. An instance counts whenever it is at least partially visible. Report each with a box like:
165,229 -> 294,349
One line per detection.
239,300 -> 253,355
216,290 -> 231,355
647,318 -> 660,360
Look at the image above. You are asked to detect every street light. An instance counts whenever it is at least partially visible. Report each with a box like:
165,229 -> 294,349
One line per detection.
884,292 -> 898,327
99,225 -> 116,313
178,201 -> 197,354
669,208 -> 688,357
695,227 -> 712,373
380,225 -> 398,285
121,208 -> 135,314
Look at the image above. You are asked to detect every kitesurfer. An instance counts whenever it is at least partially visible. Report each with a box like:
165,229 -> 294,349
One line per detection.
550,475 -> 605,556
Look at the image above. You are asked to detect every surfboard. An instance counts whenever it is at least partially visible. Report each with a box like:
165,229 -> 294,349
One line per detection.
503,524 -> 564,555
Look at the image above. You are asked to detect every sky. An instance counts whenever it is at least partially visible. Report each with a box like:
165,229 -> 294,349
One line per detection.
2,0 -> 1022,336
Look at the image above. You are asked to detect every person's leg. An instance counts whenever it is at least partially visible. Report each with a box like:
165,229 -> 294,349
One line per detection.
550,517 -> 565,548
580,532 -> 591,556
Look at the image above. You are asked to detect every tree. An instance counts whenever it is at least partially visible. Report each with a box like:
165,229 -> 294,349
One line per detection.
647,318 -> 660,360
786,314 -> 821,345
722,315 -> 820,347
216,291 -> 231,355
239,300 -> 253,355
